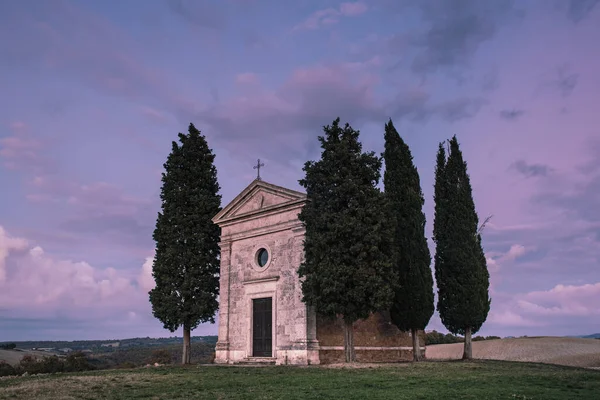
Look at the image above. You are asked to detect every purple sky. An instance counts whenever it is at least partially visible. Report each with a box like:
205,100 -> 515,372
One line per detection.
0,0 -> 599,341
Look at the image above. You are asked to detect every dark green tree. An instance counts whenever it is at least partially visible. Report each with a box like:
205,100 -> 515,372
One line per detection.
433,136 -> 490,360
298,117 -> 393,362
382,119 -> 434,361
149,123 -> 221,364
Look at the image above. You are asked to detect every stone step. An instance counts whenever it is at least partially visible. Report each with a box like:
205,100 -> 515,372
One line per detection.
237,357 -> 277,365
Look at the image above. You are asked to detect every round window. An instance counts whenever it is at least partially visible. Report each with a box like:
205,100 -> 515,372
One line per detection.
256,248 -> 269,267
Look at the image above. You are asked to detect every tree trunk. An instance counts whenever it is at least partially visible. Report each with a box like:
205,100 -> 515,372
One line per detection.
343,320 -> 355,363
411,328 -> 421,362
182,325 -> 191,365
462,326 -> 472,360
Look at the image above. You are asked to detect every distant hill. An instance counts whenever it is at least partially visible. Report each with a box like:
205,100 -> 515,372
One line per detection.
578,333 -> 600,339
0,336 -> 218,368
0,335 -> 218,353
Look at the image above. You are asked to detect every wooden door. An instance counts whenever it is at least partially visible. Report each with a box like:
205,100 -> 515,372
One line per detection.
252,297 -> 272,357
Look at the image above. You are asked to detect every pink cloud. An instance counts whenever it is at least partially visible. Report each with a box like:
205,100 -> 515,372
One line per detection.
0,126 -> 52,173
9,121 -> 27,132
483,282 -> 600,331
235,72 -> 259,85
197,61 -> 384,159
487,310 -> 541,328
0,226 -> 29,283
519,283 -> 600,317
0,225 -> 154,316
138,253 -> 156,293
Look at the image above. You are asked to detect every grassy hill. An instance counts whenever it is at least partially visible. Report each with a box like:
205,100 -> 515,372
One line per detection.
426,337 -> 600,368
0,361 -> 598,399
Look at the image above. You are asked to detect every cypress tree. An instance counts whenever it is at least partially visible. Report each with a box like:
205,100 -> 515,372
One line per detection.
298,117 -> 393,362
382,119 -> 434,361
433,136 -> 490,360
149,123 -> 221,364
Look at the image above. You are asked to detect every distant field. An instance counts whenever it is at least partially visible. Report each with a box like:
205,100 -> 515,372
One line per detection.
1,361 -> 599,399
0,350 -> 58,366
426,337 -> 600,368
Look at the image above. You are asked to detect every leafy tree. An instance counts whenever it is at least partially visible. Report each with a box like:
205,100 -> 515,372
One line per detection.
433,136 -> 491,360
149,123 -> 221,364
382,119 -> 434,361
298,117 -> 393,362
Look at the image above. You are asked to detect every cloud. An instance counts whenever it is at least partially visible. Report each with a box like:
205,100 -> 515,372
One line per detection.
557,67 -> 579,98
499,109 -> 525,121
293,2 -> 368,31
24,176 -> 157,251
487,310 -> 541,327
484,281 -> 600,332
554,65 -> 579,98
340,2 -> 369,16
0,122 -> 54,173
519,282 -> 600,317
235,72 -> 259,85
0,226 -> 29,283
485,243 -> 529,290
533,144 -> 600,222
504,244 -> 527,261
481,70 -> 500,92
140,106 -> 170,124
564,0 -> 600,23
138,253 -> 156,293
9,121 -> 26,132
166,0 -> 227,30
404,0 -> 520,74
0,226 -> 222,341
0,1 -> 201,123
390,89 -> 487,123
196,62 -> 385,160
511,160 -> 552,178
0,226 -> 150,310
196,61 -> 487,164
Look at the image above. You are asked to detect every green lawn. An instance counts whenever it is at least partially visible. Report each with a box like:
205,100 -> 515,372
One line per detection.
1,360 -> 598,399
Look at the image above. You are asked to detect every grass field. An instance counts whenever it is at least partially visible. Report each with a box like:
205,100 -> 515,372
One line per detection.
426,337 -> 600,368
1,361 -> 599,399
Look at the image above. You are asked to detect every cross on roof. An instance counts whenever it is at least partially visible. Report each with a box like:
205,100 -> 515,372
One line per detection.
253,159 -> 265,180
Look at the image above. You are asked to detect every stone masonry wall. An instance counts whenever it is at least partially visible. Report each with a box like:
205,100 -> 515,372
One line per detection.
214,182 -> 316,364
316,312 -> 426,363
227,228 -> 302,355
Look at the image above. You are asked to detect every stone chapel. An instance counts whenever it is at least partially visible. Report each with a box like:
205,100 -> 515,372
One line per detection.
212,178 -> 423,365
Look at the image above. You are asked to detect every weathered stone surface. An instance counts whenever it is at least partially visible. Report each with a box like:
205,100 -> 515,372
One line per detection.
213,180 -> 318,365
316,313 -> 425,363
213,179 -> 420,365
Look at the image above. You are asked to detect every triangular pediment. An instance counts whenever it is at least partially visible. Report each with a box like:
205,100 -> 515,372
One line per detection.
212,179 -> 306,224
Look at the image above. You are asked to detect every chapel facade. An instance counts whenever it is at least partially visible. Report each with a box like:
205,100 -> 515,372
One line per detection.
212,179 -> 423,365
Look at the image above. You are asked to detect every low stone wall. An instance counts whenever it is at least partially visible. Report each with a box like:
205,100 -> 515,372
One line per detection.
316,312 -> 425,363
319,348 -> 415,364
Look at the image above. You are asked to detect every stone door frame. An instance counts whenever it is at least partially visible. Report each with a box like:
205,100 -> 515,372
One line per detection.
243,277 -> 278,359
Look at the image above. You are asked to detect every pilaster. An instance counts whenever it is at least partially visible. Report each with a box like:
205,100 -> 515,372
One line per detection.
215,240 -> 232,364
